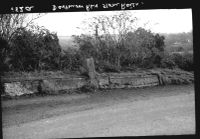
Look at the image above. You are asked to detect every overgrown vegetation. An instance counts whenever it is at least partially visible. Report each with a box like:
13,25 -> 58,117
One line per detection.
160,52 -> 193,71
149,68 -> 194,85
0,12 -> 193,74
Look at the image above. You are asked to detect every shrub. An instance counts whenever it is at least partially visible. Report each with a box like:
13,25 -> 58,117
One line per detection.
7,27 -> 62,71
160,52 -> 193,71
73,27 -> 165,71
172,53 -> 193,71
160,54 -> 176,69
60,49 -> 83,72
96,61 -> 120,73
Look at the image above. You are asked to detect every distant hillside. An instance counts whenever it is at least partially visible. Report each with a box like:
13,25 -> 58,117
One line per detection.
160,32 -> 193,53
58,36 -> 78,50
161,32 -> 192,45
58,32 -> 193,53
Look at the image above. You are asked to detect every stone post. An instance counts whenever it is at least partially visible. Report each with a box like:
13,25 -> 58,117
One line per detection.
86,58 -> 99,88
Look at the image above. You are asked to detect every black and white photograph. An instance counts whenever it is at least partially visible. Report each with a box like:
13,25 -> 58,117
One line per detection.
0,1 -> 196,138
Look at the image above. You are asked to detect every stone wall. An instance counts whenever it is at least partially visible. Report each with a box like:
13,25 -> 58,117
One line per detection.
3,77 -> 87,96
97,73 -> 159,89
4,82 -> 35,96
41,78 -> 87,93
3,72 -> 160,97
1,58 -> 160,97
2,58 -> 193,97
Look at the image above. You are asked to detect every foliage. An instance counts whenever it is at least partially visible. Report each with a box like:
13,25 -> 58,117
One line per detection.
0,37 -> 9,71
60,48 -> 83,71
0,14 -> 27,42
75,11 -> 166,71
160,53 -> 177,69
155,68 -> 194,85
160,52 -> 193,71
123,28 -> 165,68
7,26 -> 62,71
96,60 -> 120,73
0,13 -> 45,42
0,37 -> 9,94
172,53 -> 193,71
73,26 -> 166,72
0,12 -> 193,74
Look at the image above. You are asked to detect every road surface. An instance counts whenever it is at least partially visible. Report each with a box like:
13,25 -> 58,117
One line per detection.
2,85 -> 196,138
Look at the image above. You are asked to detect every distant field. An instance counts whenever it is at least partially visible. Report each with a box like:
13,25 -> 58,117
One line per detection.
58,36 -> 78,50
162,32 -> 193,53
164,43 -> 193,53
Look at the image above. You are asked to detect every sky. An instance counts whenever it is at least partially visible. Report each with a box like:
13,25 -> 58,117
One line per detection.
33,9 -> 192,36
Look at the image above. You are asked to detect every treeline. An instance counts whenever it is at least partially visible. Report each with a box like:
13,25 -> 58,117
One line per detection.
163,32 -> 192,46
163,32 -> 193,53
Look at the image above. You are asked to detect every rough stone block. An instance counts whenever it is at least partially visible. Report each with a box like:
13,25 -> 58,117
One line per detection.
5,82 -> 34,96
107,74 -> 159,89
41,78 -> 86,93
98,76 -> 109,88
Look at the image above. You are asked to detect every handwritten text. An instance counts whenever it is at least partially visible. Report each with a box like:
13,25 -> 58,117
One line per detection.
11,6 -> 34,13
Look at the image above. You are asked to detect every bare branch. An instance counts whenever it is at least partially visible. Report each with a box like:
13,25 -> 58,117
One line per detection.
0,13 -> 46,42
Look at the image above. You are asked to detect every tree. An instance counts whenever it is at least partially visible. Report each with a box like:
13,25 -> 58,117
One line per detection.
0,13 -> 45,71
0,13 -> 44,42
77,11 -> 138,68
74,11 -> 166,71
123,28 -> 165,68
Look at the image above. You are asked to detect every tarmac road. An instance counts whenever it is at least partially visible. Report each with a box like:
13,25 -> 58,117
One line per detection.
2,85 -> 196,138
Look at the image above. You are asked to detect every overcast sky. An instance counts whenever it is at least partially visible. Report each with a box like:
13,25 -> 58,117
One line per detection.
33,9 -> 192,36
